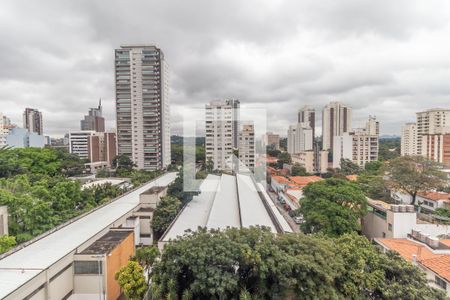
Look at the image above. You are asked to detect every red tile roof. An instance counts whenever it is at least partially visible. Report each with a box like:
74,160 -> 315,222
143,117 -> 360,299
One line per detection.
377,238 -> 450,282
346,175 -> 358,181
418,191 -> 450,202
272,176 -> 291,185
288,176 -> 322,187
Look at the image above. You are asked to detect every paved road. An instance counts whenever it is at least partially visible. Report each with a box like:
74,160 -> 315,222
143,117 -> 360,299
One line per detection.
267,191 -> 301,233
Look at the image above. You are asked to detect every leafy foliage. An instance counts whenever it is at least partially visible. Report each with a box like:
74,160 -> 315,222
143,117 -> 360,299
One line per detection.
115,261 -> 148,300
378,138 -> 401,161
0,235 -> 16,253
151,196 -> 182,240
133,246 -> 160,284
299,178 -> 367,236
291,163 -> 309,176
151,228 -> 446,300
384,155 -> 448,205
337,159 -> 361,175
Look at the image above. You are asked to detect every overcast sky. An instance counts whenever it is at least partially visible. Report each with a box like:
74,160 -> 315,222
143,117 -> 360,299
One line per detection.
1,0 -> 450,137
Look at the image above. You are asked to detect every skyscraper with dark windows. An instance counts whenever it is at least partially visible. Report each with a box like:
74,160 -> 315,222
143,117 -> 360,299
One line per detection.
80,100 -> 105,132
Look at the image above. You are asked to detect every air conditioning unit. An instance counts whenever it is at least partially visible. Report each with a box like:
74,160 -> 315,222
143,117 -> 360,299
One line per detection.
427,237 -> 440,248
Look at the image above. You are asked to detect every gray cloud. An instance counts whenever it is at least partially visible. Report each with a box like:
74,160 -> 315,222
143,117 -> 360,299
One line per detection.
1,0 -> 450,137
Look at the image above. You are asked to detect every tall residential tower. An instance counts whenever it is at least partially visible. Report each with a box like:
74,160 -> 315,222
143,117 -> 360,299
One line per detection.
322,102 -> 352,150
115,45 -> 170,170
81,100 -> 105,132
23,108 -> 43,136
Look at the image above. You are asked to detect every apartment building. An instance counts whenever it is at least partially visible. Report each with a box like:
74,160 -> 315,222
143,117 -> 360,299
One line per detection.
262,132 -> 280,150
333,116 -> 379,168
115,45 -> 170,170
416,108 -> 450,155
23,108 -> 43,136
205,100 -> 234,170
322,101 -> 352,150
238,124 -> 255,172
87,132 -> 117,166
298,105 -> 315,145
69,131 -> 96,160
287,123 -> 313,154
422,133 -> 450,168
291,149 -> 328,174
81,100 -> 105,132
401,123 -> 418,156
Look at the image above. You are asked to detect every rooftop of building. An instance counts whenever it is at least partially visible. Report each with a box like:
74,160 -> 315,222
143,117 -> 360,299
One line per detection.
418,191 -> 450,201
376,238 -> 450,282
0,172 -> 177,299
136,207 -> 155,212
78,230 -> 133,255
81,178 -> 128,190
288,175 -> 322,187
141,186 -> 167,195
161,174 -> 293,243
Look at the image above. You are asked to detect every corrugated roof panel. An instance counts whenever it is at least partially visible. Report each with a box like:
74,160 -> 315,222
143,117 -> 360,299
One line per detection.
206,174 -> 241,229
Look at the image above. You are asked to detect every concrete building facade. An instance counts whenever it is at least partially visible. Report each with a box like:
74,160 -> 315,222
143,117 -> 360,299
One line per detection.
322,101 -> 352,150
115,45 -> 170,170
5,128 -> 45,148
401,122 -> 418,156
298,105 -> 315,146
23,108 -> 43,136
333,116 -> 379,168
287,123 -> 313,154
81,100 -> 105,132
262,132 -> 280,150
238,124 -> 255,172
416,108 -> 450,156
205,100 -> 234,170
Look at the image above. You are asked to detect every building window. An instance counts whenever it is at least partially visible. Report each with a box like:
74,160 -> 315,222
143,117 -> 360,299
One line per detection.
435,276 -> 447,290
388,223 -> 392,231
74,261 -> 103,275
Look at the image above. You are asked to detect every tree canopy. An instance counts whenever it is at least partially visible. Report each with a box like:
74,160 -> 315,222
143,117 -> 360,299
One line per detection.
384,155 -> 448,205
150,227 -> 446,300
151,196 -> 182,240
299,178 -> 367,236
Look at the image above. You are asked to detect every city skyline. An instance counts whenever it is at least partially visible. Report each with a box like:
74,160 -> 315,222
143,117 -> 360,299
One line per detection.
1,0 -> 450,136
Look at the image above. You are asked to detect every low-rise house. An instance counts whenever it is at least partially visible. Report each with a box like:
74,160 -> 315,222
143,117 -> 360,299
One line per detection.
362,199 -> 450,240
418,192 -> 450,212
288,175 -> 322,188
375,235 -> 450,296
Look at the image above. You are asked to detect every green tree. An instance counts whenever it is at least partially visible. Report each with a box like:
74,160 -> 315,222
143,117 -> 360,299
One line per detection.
115,261 -> 148,300
276,152 -> 291,169
151,227 -> 342,300
134,246 -> 160,284
364,160 -> 384,174
378,138 -> 401,161
299,178 -> 367,236
356,172 -> 387,200
385,155 -> 448,205
291,163 -> 308,176
0,235 -> 16,254
337,159 -> 361,175
151,196 -> 182,240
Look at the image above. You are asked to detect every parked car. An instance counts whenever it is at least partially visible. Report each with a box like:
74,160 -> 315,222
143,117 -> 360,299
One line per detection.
293,215 -> 304,224
283,203 -> 291,211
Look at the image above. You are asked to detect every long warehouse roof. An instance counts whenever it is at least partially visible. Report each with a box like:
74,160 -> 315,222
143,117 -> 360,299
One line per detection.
161,173 -> 293,243
0,172 -> 177,299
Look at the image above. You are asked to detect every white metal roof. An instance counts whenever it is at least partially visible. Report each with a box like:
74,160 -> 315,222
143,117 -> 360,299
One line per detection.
0,172 -> 177,299
206,174 -> 241,230
236,174 -> 277,232
162,175 -> 220,241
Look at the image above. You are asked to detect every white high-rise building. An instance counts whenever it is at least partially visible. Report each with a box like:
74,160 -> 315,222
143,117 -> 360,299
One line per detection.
115,45 -> 170,170
416,108 -> 450,156
239,124 -> 255,172
287,123 -> 313,154
205,101 -> 234,170
322,101 -> 352,150
69,131 -> 97,160
333,116 -> 379,168
401,123 -> 418,156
